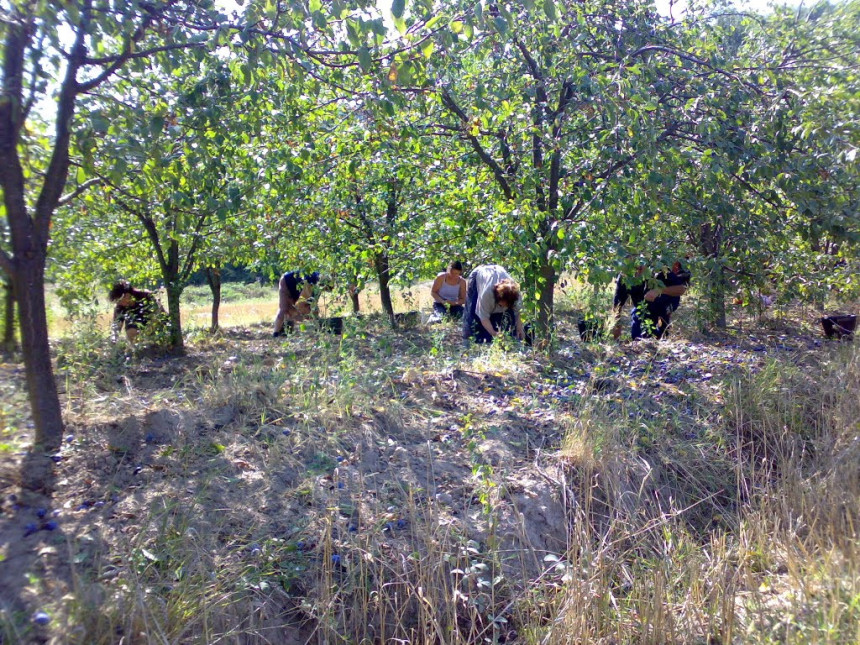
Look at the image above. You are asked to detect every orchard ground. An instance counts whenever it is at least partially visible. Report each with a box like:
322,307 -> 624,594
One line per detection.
1,281 -> 858,644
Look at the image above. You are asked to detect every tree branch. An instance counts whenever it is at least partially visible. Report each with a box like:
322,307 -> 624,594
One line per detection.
58,177 -> 103,206
440,89 -> 514,200
82,42 -> 206,68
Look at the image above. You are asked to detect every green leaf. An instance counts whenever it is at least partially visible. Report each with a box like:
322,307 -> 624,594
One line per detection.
391,0 -> 406,20
494,16 -> 508,35
150,115 -> 165,135
424,15 -> 442,30
357,47 -> 373,71
543,0 -> 556,20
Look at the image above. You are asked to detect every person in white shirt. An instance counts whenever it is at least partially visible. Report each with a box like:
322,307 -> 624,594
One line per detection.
428,261 -> 467,323
462,264 -> 525,344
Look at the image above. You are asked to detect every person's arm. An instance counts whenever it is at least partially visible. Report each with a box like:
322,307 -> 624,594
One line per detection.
479,316 -> 497,337
295,284 -> 314,316
430,274 -> 445,304
456,278 -> 466,306
515,315 -> 524,340
644,285 -> 687,301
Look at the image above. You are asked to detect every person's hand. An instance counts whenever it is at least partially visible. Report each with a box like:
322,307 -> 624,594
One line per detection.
644,288 -> 662,302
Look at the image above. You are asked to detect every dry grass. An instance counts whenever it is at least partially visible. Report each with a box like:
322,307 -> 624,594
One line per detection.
1,284 -> 858,644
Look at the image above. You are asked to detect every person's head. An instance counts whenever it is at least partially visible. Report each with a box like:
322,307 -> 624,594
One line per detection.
447,261 -> 463,278
108,280 -> 132,303
493,279 -> 520,309
671,260 -> 684,274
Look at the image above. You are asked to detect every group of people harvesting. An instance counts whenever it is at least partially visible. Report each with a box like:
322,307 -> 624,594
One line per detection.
108,259 -> 691,345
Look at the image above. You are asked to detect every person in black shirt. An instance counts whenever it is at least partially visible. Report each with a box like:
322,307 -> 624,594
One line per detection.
109,281 -> 163,343
641,260 -> 691,339
273,271 -> 320,336
612,264 -> 647,339
613,260 -> 691,339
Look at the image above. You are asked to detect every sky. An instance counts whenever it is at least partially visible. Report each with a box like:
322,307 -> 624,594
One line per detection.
653,0 -> 799,18
213,0 -> 801,20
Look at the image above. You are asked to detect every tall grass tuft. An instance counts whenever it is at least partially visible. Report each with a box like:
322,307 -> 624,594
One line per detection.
540,344 -> 860,644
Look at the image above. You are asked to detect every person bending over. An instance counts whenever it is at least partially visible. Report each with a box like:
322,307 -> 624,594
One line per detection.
273,271 -> 320,336
462,264 -> 524,344
612,263 -> 647,339
638,260 -> 691,339
429,261 -> 467,323
109,281 -> 163,344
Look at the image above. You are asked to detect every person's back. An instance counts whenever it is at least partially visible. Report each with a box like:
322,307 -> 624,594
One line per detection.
273,271 -> 320,336
463,264 -> 523,344
472,265 -> 514,320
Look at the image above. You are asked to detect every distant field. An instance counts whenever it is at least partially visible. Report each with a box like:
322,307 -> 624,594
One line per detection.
47,280 -> 440,337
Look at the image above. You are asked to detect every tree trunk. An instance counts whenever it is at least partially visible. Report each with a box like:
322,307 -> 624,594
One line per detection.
205,266 -> 221,333
699,223 -> 726,329
349,286 -> 360,314
165,282 -> 184,350
705,265 -> 727,330
535,261 -> 556,341
12,258 -> 63,455
2,278 -> 14,352
374,252 -> 396,328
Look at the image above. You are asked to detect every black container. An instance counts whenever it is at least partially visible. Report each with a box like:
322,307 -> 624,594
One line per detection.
820,314 -> 856,340
394,311 -> 419,327
318,317 -> 344,335
578,317 -> 604,341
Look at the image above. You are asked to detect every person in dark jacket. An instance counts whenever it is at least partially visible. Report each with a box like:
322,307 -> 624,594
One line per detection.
612,263 -> 648,339
613,260 -> 691,339
108,281 -> 163,343
640,260 -> 691,339
273,271 -> 320,336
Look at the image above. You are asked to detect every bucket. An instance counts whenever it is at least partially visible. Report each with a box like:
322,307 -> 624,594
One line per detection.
820,314 -> 856,340
318,317 -> 344,335
394,311 -> 419,327
578,317 -> 604,341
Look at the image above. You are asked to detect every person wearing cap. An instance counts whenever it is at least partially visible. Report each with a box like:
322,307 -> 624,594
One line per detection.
462,264 -> 524,344
428,261 -> 467,323
273,271 -> 321,336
